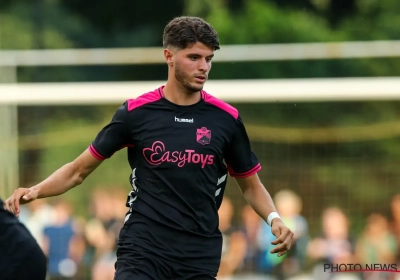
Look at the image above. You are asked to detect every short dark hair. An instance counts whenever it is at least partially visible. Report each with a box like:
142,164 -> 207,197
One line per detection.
163,16 -> 220,51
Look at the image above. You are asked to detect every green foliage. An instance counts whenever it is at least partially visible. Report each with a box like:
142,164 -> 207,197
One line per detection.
0,3 -> 73,49
206,0 -> 343,44
342,0 -> 400,40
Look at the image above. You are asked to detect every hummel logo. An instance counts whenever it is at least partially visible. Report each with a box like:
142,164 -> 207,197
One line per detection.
175,116 -> 194,123
215,175 -> 227,197
217,175 -> 227,186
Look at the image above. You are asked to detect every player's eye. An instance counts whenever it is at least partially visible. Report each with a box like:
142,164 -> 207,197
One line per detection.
189,56 -> 198,61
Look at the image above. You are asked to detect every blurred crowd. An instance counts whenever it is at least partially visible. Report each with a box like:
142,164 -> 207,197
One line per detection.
17,188 -> 400,280
18,188 -> 127,280
219,191 -> 400,280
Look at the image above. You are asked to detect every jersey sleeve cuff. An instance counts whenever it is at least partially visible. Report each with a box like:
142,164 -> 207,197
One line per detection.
228,163 -> 261,178
88,144 -> 108,160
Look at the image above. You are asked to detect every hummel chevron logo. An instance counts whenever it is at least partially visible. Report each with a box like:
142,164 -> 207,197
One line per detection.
215,175 -> 227,197
217,175 -> 227,186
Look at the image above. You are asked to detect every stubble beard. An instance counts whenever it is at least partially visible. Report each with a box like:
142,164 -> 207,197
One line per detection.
174,64 -> 204,94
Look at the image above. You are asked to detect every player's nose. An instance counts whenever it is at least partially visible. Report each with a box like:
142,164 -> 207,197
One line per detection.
198,58 -> 210,72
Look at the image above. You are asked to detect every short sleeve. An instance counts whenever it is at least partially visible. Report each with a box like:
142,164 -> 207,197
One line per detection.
89,102 -> 132,160
224,115 -> 261,178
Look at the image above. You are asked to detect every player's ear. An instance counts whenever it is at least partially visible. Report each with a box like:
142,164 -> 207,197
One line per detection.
164,48 -> 174,67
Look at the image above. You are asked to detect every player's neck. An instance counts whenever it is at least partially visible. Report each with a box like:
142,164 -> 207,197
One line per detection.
163,81 -> 201,106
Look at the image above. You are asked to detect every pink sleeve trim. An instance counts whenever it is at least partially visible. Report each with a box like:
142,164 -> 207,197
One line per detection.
127,88 -> 163,111
228,163 -> 261,178
202,91 -> 239,119
89,144 -> 107,160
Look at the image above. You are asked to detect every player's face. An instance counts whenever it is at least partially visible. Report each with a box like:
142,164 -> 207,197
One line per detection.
173,42 -> 214,93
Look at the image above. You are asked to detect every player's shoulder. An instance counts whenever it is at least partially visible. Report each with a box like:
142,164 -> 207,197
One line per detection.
202,90 -> 239,120
125,87 -> 163,112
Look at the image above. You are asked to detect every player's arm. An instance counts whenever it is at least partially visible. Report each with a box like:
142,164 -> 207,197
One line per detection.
34,149 -> 101,199
224,115 -> 294,257
4,148 -> 102,217
235,174 -> 277,224
235,174 -> 293,256
30,150 -> 100,199
4,102 -> 132,217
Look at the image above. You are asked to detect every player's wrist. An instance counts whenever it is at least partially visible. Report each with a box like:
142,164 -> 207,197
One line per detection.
267,211 -> 281,227
29,186 -> 41,199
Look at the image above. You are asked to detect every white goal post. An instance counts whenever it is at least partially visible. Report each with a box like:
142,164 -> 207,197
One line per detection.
1,77 -> 400,105
1,40 -> 400,66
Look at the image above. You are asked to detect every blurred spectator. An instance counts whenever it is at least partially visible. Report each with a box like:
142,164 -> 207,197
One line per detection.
357,213 -> 397,264
240,204 -> 263,274
274,189 -> 309,276
217,197 -> 247,279
239,203 -> 285,279
307,207 -> 358,280
19,198 -> 55,251
69,217 -> 88,279
108,188 -> 128,247
83,189 -> 115,267
247,189 -> 308,280
85,188 -> 127,280
357,213 -> 397,280
89,219 -> 117,280
42,200 -> 81,280
390,195 -> 400,262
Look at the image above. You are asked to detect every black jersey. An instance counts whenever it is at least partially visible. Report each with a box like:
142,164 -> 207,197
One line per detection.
89,86 -> 261,271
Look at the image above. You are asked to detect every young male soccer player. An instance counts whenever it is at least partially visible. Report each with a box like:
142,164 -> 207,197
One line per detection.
0,197 -> 47,280
5,16 -> 294,279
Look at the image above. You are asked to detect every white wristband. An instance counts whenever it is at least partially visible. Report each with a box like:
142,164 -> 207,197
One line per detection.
267,212 -> 281,226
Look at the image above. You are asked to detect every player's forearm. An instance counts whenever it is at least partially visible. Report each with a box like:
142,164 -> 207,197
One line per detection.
31,162 -> 84,198
241,182 -> 278,223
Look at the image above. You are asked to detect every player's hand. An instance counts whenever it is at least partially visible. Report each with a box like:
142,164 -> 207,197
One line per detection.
270,218 -> 294,257
4,188 -> 38,217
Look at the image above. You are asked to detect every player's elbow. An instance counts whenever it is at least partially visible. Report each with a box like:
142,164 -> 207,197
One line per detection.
74,172 -> 84,186
69,149 -> 103,186
68,161 -> 86,186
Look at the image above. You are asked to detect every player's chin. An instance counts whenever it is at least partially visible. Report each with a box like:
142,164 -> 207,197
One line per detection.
189,83 -> 204,92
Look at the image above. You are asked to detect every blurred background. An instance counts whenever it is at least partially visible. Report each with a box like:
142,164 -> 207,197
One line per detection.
1,0 -> 400,279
